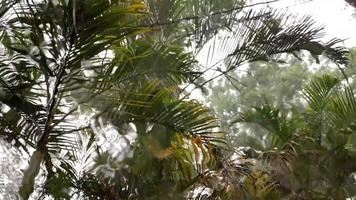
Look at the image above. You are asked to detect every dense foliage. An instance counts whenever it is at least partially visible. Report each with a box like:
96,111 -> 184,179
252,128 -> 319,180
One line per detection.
0,0 -> 353,199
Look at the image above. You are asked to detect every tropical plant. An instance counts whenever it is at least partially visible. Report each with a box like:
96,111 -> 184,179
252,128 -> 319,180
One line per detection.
233,73 -> 356,199
0,0 -> 350,199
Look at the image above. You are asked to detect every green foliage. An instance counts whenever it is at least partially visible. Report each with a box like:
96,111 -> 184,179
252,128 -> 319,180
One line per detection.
233,74 -> 356,199
303,74 -> 340,113
0,0 -> 352,199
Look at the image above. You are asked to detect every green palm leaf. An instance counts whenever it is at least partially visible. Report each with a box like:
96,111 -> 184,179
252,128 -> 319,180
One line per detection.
98,81 -> 225,146
303,74 -> 340,113
232,105 -> 298,147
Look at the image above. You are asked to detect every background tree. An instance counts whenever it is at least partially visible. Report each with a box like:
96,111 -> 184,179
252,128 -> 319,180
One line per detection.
205,53 -> 345,145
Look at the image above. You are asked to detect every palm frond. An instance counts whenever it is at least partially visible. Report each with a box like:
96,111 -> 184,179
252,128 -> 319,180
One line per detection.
303,74 -> 340,113
146,0 -> 245,52
190,158 -> 279,200
96,81 -> 225,146
196,8 -> 348,87
232,105 -> 298,147
226,10 -> 348,67
330,86 -> 356,127
95,39 -> 202,87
